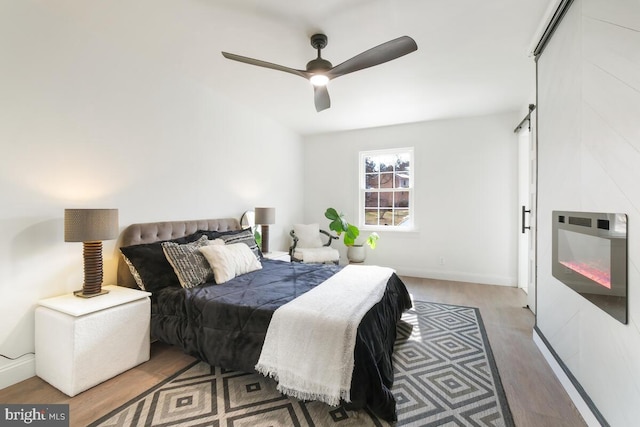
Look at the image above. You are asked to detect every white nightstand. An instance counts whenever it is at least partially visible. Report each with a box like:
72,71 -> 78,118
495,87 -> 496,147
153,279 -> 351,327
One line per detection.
263,251 -> 291,262
35,285 -> 151,397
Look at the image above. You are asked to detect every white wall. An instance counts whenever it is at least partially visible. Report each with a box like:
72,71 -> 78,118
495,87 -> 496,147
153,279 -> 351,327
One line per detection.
0,2 -> 303,388
303,112 -> 519,286
536,0 -> 640,425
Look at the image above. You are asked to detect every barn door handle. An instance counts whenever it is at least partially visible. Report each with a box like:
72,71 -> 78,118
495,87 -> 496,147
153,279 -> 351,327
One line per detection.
522,206 -> 531,234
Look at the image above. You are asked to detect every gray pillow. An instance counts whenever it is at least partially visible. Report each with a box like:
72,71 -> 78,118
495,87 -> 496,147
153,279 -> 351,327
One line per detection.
162,236 -> 216,288
218,228 -> 262,260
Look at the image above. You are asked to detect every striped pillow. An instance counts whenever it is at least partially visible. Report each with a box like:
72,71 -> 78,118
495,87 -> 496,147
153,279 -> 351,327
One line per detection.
162,236 -> 219,288
218,228 -> 262,260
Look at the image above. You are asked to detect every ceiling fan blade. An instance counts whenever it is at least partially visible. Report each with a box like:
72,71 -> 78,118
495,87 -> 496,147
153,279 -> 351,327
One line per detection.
221,52 -> 310,79
327,36 -> 418,79
314,85 -> 331,112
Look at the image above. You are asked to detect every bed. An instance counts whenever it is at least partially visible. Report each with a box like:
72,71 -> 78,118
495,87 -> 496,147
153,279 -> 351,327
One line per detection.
117,217 -> 412,421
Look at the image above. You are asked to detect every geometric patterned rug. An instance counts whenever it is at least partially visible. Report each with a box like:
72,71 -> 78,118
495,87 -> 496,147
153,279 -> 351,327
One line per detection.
90,301 -> 514,427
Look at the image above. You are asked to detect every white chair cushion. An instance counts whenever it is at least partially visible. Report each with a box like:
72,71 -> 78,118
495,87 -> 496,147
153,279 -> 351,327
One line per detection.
293,223 -> 323,248
294,247 -> 340,263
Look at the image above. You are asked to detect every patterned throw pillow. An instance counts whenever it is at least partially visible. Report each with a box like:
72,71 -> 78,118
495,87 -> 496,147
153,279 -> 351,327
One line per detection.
217,228 -> 262,260
121,254 -> 145,289
162,236 -> 218,289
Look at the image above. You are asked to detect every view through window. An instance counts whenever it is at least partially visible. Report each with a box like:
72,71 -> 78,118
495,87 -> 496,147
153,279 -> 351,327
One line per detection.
359,148 -> 413,229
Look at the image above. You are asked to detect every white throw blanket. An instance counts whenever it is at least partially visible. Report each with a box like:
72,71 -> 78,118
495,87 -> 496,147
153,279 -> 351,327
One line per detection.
255,264 -> 394,406
293,247 -> 339,263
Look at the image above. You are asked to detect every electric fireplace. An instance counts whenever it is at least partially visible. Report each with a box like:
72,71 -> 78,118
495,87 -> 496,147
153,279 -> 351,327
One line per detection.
552,211 -> 627,324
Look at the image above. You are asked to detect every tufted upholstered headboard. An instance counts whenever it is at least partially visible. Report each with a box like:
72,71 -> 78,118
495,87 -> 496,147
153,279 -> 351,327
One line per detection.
117,217 -> 242,288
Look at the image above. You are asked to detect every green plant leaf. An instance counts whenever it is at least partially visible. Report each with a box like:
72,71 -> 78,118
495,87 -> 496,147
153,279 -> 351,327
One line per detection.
325,208 -> 350,236
324,208 -> 339,221
344,224 -> 359,246
344,234 -> 355,246
366,232 -> 379,249
329,219 -> 343,235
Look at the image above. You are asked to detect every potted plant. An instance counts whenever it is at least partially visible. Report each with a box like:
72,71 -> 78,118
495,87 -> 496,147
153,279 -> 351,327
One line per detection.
324,208 -> 379,263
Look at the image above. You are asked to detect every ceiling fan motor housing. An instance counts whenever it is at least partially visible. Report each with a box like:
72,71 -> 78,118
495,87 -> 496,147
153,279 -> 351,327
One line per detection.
310,33 -> 328,49
306,57 -> 332,72
307,34 -> 332,72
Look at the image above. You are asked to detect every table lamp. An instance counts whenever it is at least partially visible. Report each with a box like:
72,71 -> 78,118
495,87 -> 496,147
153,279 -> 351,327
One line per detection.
254,207 -> 275,254
64,208 -> 119,298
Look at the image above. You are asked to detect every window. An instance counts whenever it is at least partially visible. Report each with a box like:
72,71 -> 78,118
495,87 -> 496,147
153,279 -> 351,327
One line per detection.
359,148 -> 414,230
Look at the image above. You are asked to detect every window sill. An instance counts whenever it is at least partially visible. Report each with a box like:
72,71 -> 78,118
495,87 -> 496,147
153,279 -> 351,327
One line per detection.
359,226 -> 418,235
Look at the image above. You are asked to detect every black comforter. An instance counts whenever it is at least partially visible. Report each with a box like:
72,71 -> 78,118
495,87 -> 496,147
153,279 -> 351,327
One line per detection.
151,259 -> 412,420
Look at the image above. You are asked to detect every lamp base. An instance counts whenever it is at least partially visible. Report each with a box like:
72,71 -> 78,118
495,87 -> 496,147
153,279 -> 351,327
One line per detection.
74,289 -> 110,298
261,224 -> 270,254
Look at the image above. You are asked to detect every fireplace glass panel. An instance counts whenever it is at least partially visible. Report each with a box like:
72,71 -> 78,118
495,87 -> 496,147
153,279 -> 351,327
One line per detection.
558,230 -> 611,289
552,211 -> 627,324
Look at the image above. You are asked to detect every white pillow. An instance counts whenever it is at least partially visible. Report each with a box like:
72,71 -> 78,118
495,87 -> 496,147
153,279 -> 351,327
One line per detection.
199,243 -> 262,284
293,223 -> 323,248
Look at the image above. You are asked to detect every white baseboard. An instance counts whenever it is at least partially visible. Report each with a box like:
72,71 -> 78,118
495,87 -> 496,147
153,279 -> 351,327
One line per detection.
395,267 -> 517,287
0,354 -> 36,391
533,329 -> 602,427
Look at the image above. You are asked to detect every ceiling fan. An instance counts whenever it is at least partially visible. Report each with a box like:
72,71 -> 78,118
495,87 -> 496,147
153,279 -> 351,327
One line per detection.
221,34 -> 418,112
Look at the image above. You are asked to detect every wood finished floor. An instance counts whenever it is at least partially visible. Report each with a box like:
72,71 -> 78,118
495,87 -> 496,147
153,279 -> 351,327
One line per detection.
0,277 -> 587,427
404,277 -> 586,427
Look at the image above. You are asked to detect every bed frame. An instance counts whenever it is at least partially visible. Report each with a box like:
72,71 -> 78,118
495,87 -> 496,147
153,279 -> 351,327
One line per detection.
117,217 -> 242,288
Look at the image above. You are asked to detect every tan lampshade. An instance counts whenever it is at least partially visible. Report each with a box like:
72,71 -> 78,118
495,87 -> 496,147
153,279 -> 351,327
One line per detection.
65,209 -> 119,242
254,207 -> 276,225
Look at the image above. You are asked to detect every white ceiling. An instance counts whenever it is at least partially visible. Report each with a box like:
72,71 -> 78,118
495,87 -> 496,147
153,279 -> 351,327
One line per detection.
180,0 -> 553,135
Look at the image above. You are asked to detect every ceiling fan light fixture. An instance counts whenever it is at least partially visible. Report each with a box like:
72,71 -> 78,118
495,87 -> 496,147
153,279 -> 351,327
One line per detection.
309,74 -> 329,87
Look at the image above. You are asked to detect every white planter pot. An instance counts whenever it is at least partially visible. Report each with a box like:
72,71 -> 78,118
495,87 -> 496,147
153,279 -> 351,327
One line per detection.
347,245 -> 366,263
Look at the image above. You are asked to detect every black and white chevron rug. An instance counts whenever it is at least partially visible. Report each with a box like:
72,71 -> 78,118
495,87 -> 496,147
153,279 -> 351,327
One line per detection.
91,301 -> 514,426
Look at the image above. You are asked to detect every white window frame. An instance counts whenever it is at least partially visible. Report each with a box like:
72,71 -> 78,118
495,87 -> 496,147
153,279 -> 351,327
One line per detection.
358,147 -> 414,231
